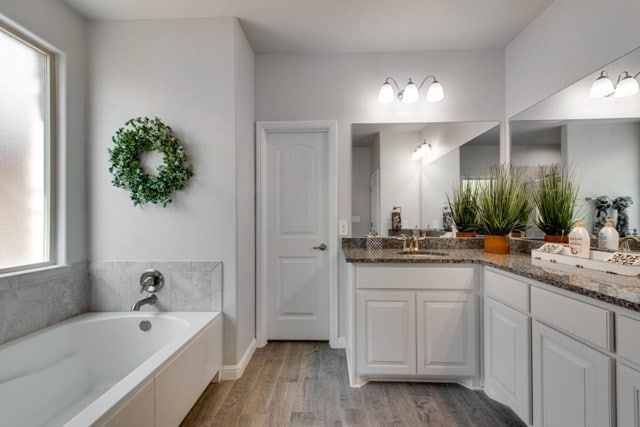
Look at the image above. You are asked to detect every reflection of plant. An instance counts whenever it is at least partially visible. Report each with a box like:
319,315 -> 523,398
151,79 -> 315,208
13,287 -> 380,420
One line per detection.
532,164 -> 579,237
446,181 -> 478,232
477,164 -> 532,235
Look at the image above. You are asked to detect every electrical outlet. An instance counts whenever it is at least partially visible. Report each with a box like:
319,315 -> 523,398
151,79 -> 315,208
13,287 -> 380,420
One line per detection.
339,220 -> 349,236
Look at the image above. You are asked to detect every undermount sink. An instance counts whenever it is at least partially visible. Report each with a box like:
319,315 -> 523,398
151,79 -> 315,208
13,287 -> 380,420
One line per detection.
398,250 -> 448,256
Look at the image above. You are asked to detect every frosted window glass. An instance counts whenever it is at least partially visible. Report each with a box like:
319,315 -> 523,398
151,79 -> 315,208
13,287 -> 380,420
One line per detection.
0,29 -> 49,270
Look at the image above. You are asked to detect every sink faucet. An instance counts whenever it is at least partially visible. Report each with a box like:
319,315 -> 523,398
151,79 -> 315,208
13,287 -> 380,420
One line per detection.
620,236 -> 640,252
131,293 -> 158,311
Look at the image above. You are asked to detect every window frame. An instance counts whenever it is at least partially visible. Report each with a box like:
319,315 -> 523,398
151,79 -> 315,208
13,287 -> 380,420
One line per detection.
0,24 -> 57,275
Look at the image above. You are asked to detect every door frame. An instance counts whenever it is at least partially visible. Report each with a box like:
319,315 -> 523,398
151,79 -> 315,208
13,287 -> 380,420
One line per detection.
256,120 -> 338,348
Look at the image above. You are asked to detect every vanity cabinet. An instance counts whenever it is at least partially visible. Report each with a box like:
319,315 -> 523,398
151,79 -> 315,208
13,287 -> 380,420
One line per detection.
483,295 -> 530,424
347,264 -> 479,386
617,363 -> 640,427
532,320 -> 613,427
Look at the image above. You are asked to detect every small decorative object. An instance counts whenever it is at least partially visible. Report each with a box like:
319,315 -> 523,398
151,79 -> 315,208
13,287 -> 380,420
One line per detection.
446,181 -> 477,236
538,243 -> 565,254
476,164 -> 532,254
592,196 -> 612,235
108,117 -> 193,207
606,252 -> 640,266
532,164 -> 579,243
442,205 -> 454,232
568,219 -> 590,258
391,206 -> 402,231
612,196 -> 633,237
366,235 -> 383,254
598,218 -> 619,250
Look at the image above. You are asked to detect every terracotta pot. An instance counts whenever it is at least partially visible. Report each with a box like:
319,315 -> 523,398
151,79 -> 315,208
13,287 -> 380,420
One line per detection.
544,235 -> 569,244
511,231 -> 524,238
484,235 -> 510,254
456,231 -> 476,238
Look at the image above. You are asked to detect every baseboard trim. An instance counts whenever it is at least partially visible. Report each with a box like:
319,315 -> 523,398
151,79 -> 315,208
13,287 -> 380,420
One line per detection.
331,336 -> 346,349
220,338 -> 256,381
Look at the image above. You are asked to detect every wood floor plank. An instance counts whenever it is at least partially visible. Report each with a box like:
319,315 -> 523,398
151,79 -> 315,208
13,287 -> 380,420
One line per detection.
183,342 -> 526,427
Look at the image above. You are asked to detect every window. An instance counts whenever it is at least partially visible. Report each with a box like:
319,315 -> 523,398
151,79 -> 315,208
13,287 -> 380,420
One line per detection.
0,26 -> 55,272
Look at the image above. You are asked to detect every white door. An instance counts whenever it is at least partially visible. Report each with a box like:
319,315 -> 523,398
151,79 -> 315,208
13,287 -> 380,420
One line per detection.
484,297 -> 531,425
617,362 -> 640,427
416,291 -> 477,377
532,320 -> 613,427
356,290 -> 416,375
265,128 -> 329,340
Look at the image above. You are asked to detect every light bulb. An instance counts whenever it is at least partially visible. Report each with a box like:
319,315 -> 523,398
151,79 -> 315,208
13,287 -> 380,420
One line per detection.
378,81 -> 395,103
402,79 -> 419,103
590,71 -> 614,98
426,80 -> 444,102
614,72 -> 639,98
412,147 -> 422,160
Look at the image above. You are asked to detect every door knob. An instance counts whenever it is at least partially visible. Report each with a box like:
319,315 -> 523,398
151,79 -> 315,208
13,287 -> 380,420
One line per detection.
313,243 -> 328,251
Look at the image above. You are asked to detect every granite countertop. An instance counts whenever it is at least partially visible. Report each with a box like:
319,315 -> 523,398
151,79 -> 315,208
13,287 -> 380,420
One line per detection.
342,246 -> 640,312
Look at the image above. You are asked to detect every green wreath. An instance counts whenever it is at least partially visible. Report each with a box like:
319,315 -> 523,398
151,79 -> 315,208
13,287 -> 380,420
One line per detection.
108,117 -> 193,207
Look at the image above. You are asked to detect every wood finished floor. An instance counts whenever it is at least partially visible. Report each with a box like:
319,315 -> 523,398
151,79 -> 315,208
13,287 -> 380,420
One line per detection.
181,341 -> 526,427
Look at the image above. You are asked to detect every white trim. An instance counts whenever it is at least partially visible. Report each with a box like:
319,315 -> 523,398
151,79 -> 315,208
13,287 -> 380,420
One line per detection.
256,120 -> 339,348
331,336 -> 346,349
220,338 -> 256,380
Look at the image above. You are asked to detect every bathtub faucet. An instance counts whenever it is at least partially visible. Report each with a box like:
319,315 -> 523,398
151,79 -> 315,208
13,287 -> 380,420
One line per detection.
131,293 -> 158,311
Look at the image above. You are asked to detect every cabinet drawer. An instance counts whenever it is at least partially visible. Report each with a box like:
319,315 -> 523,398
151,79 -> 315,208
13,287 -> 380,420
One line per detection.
355,265 -> 475,290
531,287 -> 612,351
484,269 -> 528,312
617,314 -> 640,365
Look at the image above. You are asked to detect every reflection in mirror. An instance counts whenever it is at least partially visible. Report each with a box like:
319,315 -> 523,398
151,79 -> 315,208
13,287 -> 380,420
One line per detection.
351,121 -> 500,237
510,46 -> 640,237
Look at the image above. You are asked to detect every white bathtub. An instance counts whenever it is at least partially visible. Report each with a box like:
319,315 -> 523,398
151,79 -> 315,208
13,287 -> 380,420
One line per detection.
0,311 -> 222,427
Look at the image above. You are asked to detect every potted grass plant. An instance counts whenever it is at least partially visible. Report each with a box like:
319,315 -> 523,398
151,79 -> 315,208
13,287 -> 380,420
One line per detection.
446,180 -> 478,237
477,164 -> 532,254
532,164 -> 579,243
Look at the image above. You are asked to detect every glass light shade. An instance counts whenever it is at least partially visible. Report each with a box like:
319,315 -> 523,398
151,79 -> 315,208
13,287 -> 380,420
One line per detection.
426,81 -> 444,102
614,74 -> 639,98
411,147 -> 422,160
590,72 -> 615,98
402,80 -> 419,103
378,82 -> 395,103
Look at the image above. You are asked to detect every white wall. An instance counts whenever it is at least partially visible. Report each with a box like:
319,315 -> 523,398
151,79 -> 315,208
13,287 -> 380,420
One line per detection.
233,20 -> 256,362
421,148 -> 460,229
379,131 -> 422,234
562,122 -> 640,234
506,0 -> 640,118
460,144 -> 499,178
421,121 -> 498,163
351,146 -> 371,236
0,0 -> 87,264
88,17 -> 254,365
512,145 -> 561,167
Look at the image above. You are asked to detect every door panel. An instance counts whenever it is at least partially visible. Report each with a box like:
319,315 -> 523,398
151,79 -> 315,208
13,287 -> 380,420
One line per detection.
618,362 -> 640,427
266,130 -> 329,340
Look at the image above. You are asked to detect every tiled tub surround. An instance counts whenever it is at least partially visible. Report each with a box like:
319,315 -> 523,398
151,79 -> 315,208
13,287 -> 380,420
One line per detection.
342,239 -> 640,312
0,262 -> 88,346
89,261 -> 222,312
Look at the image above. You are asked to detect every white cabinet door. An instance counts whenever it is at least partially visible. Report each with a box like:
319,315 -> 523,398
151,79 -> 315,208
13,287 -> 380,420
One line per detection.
532,320 -> 613,427
416,291 -> 477,376
484,297 -> 530,425
356,291 -> 416,375
618,362 -> 640,427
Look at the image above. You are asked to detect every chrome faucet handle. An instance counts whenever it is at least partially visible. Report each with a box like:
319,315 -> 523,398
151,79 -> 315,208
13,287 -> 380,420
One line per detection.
139,270 -> 164,293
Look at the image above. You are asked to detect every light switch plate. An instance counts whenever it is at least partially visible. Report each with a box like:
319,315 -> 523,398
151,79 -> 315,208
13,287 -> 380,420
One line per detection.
339,220 -> 348,236
352,216 -> 361,223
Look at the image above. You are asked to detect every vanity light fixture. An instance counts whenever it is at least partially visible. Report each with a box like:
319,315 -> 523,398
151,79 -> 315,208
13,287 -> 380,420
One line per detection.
590,70 -> 640,98
379,75 -> 444,104
412,141 -> 431,160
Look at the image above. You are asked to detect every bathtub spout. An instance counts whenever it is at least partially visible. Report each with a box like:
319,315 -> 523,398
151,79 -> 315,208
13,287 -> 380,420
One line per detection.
131,293 -> 158,311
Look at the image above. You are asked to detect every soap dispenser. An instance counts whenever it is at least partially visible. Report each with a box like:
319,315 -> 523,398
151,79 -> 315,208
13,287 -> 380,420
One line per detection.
598,218 -> 619,251
569,219 -> 590,258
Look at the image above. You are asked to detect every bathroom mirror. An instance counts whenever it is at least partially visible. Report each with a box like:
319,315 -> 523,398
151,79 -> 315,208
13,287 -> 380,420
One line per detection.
351,121 -> 500,237
510,46 -> 640,236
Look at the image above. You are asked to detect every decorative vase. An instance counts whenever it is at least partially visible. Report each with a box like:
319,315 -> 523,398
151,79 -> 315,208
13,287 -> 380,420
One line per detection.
484,235 -> 510,254
456,231 -> 476,238
543,235 -> 569,244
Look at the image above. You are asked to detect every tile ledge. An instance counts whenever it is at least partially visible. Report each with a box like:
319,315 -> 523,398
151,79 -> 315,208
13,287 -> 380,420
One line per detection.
0,264 -> 71,280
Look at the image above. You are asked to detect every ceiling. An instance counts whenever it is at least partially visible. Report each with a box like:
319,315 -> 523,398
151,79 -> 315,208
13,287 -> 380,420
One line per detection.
61,0 -> 553,54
